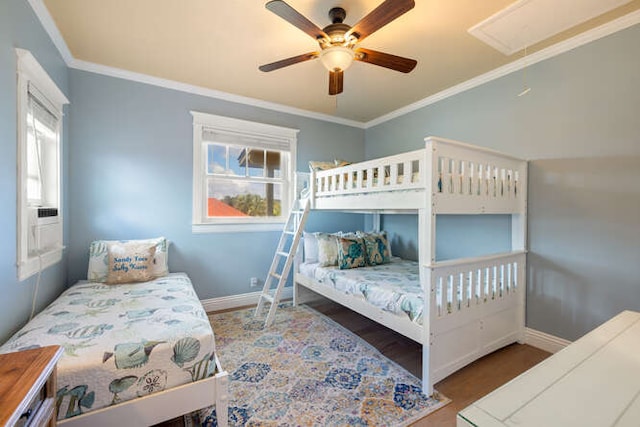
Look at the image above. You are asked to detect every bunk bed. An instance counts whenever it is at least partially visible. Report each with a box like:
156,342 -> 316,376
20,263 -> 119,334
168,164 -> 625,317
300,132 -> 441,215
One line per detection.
294,136 -> 528,396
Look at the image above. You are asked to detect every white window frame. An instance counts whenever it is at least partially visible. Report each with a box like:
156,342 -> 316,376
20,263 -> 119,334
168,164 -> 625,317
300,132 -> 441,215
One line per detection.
191,111 -> 298,233
16,48 -> 68,281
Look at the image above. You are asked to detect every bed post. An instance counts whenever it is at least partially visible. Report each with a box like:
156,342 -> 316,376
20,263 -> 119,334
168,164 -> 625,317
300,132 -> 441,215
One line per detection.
309,168 -> 317,209
215,369 -> 229,427
420,138 -> 437,396
372,212 -> 381,232
513,161 -> 528,344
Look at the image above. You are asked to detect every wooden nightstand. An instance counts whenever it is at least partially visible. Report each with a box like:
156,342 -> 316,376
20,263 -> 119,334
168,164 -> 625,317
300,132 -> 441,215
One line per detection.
0,345 -> 63,427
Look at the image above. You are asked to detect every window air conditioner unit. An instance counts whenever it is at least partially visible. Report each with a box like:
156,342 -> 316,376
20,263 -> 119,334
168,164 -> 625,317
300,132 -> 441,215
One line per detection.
27,207 -> 61,256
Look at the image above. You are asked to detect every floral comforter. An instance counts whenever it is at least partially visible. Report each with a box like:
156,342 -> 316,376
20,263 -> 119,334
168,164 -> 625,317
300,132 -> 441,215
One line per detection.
0,273 -> 216,421
298,258 -> 424,325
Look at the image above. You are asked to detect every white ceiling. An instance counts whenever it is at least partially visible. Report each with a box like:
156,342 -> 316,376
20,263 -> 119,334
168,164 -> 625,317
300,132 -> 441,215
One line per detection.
37,0 -> 640,124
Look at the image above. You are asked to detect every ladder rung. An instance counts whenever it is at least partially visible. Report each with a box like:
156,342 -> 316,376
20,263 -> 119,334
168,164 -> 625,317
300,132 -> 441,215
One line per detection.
270,272 -> 282,280
276,251 -> 289,257
284,231 -> 295,235
260,294 -> 274,303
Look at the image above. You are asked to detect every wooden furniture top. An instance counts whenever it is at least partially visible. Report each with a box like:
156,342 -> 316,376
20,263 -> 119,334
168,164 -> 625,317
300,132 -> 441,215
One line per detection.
0,345 -> 62,426
458,310 -> 640,427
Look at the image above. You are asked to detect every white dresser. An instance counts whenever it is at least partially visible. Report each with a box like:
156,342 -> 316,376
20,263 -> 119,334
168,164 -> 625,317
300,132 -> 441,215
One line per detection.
458,310 -> 640,427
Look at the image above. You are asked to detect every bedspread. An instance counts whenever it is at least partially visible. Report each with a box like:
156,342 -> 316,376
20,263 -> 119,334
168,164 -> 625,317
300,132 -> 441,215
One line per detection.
0,273 -> 216,421
298,258 -> 424,324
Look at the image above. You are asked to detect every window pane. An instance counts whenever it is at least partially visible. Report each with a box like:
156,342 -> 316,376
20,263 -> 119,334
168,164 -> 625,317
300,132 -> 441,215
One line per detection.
246,149 -> 265,178
207,143 -> 226,174
26,93 -> 58,207
228,146 -> 245,176
26,123 -> 42,204
267,151 -> 282,178
207,178 -> 282,218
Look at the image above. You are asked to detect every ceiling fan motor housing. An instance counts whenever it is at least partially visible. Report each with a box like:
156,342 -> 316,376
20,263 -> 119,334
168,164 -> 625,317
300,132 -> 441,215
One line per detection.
323,23 -> 352,43
322,7 -> 355,46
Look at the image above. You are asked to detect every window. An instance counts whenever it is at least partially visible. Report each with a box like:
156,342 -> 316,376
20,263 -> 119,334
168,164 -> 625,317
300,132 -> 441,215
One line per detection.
191,112 -> 298,233
16,49 -> 68,280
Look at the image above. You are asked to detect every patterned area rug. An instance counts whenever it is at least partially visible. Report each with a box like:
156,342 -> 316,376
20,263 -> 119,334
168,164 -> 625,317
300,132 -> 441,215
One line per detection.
191,303 -> 449,426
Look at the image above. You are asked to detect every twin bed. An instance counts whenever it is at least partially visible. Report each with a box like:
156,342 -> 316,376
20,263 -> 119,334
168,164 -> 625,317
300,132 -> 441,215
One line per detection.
0,271 -> 228,426
295,136 -> 528,396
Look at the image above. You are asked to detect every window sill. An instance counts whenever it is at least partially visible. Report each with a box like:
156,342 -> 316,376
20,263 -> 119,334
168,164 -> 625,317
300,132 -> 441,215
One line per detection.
18,247 -> 64,281
192,223 -> 284,234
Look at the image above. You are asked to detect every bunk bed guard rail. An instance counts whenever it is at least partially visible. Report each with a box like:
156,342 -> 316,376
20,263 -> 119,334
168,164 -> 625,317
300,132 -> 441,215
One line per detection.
309,137 -> 527,215
426,250 -> 527,385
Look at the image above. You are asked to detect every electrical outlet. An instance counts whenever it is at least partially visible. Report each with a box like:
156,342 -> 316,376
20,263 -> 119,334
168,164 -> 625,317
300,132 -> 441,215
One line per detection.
250,277 -> 259,287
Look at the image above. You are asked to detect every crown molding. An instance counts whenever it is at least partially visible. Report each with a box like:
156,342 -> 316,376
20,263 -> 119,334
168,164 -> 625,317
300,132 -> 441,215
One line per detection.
366,9 -> 640,128
29,0 -> 640,129
27,0 -> 74,65
68,59 -> 367,129
26,1 -> 365,129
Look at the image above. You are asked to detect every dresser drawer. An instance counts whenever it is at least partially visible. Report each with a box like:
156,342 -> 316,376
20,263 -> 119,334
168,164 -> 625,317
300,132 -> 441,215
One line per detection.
15,385 -> 45,426
0,346 -> 62,427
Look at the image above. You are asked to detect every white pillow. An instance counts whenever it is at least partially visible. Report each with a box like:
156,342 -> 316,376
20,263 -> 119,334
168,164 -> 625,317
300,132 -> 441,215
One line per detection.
315,232 -> 340,267
88,237 -> 169,282
303,231 -> 318,263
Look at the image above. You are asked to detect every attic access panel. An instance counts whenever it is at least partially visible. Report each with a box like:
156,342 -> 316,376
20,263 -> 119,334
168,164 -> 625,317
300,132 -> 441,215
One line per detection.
468,0 -> 633,55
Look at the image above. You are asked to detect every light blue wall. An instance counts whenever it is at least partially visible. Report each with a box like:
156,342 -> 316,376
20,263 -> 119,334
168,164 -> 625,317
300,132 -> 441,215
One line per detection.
366,24 -> 640,341
67,70 -> 364,299
0,0 -> 69,342
379,215 -> 512,262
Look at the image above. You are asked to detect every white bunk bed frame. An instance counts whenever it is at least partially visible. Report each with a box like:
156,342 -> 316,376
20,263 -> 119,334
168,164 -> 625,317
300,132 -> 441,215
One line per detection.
294,136 -> 528,397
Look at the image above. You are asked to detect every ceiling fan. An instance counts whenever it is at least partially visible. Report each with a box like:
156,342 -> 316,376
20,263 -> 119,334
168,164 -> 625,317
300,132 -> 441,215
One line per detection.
259,0 -> 417,95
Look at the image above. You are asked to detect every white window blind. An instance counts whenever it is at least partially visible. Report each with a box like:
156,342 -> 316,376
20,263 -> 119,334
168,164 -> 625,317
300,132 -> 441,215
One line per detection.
202,128 -> 292,152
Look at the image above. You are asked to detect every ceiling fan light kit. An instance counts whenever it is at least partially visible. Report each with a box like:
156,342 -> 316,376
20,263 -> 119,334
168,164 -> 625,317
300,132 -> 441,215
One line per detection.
320,46 -> 355,72
260,0 -> 418,95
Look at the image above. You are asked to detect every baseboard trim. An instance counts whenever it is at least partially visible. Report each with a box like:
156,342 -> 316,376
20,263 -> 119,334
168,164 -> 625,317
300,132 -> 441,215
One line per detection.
202,295 -> 573,354
201,288 -> 294,313
524,327 -> 571,353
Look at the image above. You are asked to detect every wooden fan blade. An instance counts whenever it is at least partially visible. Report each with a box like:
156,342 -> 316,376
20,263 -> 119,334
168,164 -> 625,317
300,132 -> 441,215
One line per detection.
266,0 -> 328,41
329,70 -> 344,95
346,0 -> 415,42
259,52 -> 319,72
355,48 -> 417,73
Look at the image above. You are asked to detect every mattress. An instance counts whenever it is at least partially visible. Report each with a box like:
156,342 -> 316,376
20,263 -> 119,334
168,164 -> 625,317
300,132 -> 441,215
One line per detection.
0,273 -> 216,421
298,258 -> 424,325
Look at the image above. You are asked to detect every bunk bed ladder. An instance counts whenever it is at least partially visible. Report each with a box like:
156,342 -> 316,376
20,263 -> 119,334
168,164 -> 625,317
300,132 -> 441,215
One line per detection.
255,198 -> 310,326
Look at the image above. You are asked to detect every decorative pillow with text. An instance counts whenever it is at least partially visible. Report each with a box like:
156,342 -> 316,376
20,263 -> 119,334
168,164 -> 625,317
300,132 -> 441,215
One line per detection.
88,237 -> 169,282
105,241 -> 156,284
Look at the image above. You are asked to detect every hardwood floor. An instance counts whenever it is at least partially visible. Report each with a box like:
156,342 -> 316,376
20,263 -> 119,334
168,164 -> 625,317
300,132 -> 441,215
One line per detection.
306,298 -> 551,426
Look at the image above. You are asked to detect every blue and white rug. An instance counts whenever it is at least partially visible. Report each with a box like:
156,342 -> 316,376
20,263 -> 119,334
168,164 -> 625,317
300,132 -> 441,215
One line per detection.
190,303 -> 449,426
